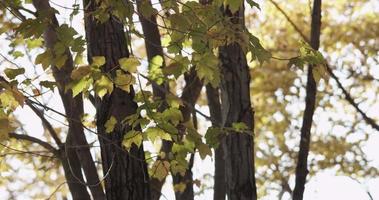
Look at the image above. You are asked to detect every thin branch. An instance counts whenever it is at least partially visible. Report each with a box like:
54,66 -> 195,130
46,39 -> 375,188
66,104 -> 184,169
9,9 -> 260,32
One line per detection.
0,75 -> 63,146
8,132 -> 58,153
0,142 -> 55,158
267,0 -> 310,44
269,0 -> 379,132
325,64 -> 379,131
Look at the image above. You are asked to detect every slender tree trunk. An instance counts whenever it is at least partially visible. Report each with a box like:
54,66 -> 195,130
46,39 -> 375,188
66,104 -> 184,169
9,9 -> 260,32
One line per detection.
83,1 -> 151,199
219,5 -> 257,200
60,134 -> 91,200
136,1 -> 201,198
293,1 -> 322,200
136,1 -> 169,199
32,1 -> 105,199
173,70 -> 202,200
206,85 -> 226,200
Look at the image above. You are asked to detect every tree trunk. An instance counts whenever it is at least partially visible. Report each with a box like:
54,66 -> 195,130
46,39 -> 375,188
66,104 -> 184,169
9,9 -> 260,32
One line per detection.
60,134 -> 91,200
219,6 -> 257,200
32,1 -> 105,199
293,0 -> 322,200
136,1 -> 169,198
173,70 -> 202,200
83,1 -> 151,199
206,85 -> 226,200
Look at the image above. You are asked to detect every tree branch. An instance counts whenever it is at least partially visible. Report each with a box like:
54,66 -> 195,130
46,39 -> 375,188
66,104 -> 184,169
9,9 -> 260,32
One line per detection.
8,132 -> 58,154
325,64 -> 379,131
269,0 -> 379,132
293,0 -> 321,199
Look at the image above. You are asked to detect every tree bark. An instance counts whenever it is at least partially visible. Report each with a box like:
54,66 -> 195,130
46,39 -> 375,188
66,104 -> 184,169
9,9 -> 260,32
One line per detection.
206,85 -> 226,200
292,0 -> 322,200
83,1 -> 151,199
219,6 -> 257,200
136,1 -> 169,199
32,1 -> 105,199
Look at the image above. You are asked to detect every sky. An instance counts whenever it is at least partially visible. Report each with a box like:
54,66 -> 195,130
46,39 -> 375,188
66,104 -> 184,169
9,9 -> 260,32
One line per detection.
0,0 -> 379,199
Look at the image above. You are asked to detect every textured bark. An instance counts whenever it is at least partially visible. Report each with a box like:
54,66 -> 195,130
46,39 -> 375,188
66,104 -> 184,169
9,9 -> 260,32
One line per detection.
219,6 -> 257,200
136,1 -> 168,199
206,85 -> 226,200
83,1 -> 151,200
32,1 -> 105,199
292,1 -> 322,200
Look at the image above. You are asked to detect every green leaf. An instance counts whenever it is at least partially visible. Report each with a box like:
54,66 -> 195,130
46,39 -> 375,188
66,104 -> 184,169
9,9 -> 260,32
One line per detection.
12,51 -> 24,58
119,57 -> 140,73
162,108 -> 183,126
198,143 -> 212,159
35,50 -> 53,70
39,81 -> 56,90
54,55 -> 68,69
4,68 -> 25,80
26,38 -> 43,49
205,127 -> 222,148
122,130 -> 143,150
165,93 -> 183,109
194,52 -> 220,87
70,77 -> 92,97
232,122 -> 249,132
163,55 -> 189,78
105,116 -> 117,133
146,127 -> 172,143
56,24 -> 77,45
149,55 -> 164,84
246,0 -> 260,10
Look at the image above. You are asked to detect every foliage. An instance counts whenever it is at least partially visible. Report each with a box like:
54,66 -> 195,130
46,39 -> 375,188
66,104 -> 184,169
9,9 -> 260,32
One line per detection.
0,0 -> 378,199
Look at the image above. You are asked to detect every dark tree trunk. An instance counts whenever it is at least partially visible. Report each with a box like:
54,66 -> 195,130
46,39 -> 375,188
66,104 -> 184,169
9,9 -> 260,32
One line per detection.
293,1 -> 322,200
173,70 -> 202,200
32,1 -> 105,199
136,1 -> 202,198
60,135 -> 91,200
83,1 -> 151,200
136,1 -> 169,199
206,85 -> 226,200
219,6 -> 257,200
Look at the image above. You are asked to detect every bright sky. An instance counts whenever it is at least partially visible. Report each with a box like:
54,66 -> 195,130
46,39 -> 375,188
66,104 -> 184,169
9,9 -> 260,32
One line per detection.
0,0 -> 379,200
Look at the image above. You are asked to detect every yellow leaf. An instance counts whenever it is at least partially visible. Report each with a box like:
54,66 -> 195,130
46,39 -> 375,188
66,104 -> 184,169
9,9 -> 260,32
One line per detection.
114,70 -> 135,92
105,116 -> 117,133
71,66 -> 91,80
94,75 -> 113,98
173,182 -> 187,193
92,56 -> 106,67
151,160 -> 170,181
119,57 -> 140,73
